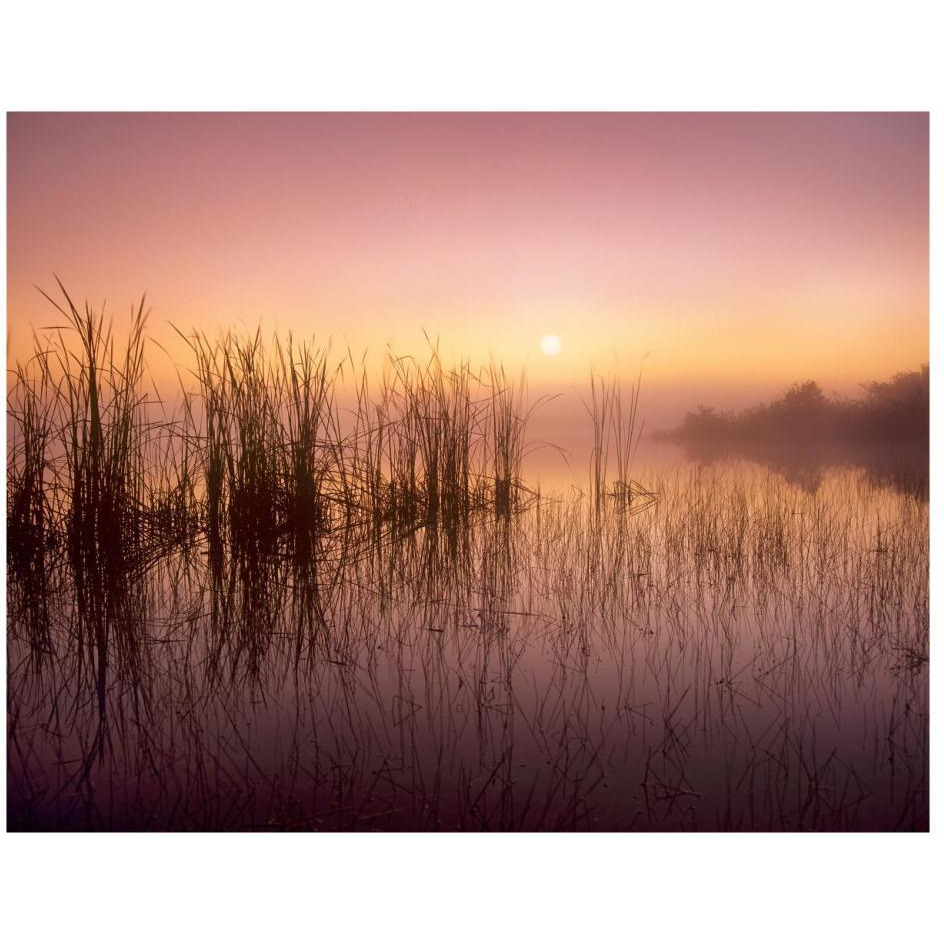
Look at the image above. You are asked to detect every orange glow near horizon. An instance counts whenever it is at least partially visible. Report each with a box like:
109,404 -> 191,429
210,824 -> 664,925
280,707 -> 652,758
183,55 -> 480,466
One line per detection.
6,112 -> 928,424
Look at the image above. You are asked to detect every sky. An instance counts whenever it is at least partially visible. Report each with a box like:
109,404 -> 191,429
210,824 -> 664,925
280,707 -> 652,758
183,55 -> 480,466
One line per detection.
6,112 -> 928,429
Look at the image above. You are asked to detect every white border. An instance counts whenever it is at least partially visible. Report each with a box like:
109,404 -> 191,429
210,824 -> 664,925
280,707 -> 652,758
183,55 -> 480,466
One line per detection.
2,3 -> 940,943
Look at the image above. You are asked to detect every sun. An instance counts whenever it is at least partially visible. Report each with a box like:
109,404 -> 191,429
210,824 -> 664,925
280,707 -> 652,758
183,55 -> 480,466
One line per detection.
539,334 -> 562,357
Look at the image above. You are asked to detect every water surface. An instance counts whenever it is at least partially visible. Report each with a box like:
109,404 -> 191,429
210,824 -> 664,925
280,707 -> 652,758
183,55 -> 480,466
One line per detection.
7,457 -> 928,830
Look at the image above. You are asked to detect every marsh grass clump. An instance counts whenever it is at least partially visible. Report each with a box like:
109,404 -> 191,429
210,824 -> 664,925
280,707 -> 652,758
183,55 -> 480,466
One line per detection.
7,343 -> 60,658
216,333 -> 281,549
276,336 -> 341,541
483,361 -> 534,517
349,342 -> 539,540
8,347 -> 57,574
177,328 -> 347,563
11,283 -> 187,581
364,346 -> 478,531
25,284 -> 158,581
585,368 -> 657,519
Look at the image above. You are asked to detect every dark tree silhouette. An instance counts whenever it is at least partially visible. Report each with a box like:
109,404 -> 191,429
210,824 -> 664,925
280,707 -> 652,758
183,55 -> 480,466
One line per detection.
672,366 -> 928,449
666,366 -> 928,498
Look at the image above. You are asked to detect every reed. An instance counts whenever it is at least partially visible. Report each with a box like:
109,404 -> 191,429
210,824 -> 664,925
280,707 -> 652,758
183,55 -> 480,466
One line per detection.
585,366 -> 656,519
7,342 -> 58,580
7,339 -> 59,659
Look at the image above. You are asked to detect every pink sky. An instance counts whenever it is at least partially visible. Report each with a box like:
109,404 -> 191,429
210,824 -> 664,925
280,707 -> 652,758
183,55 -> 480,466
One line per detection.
6,112 -> 928,425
